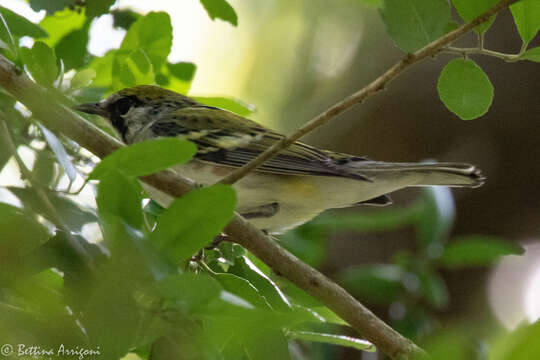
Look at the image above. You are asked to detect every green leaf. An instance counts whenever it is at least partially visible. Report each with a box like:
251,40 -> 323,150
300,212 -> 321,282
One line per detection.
521,46 -> 540,62
39,9 -> 86,47
338,264 -> 405,304
194,96 -> 256,116
0,6 -> 48,38
54,21 -> 90,70
29,0 -> 75,14
510,0 -> 540,44
0,203 -> 49,260
520,46 -> 540,62
71,69 -> 96,89
214,273 -> 271,309
86,0 -> 115,19
37,123 -> 77,182
415,186 -> 455,247
89,138 -> 196,180
287,331 -> 375,352
82,256 -> 152,360
199,0 -> 238,26
244,330 -> 290,360
440,236 -> 524,268
111,9 -> 141,30
416,269 -> 448,308
380,0 -> 451,53
87,50 -> 115,88
152,185 -> 237,263
229,256 -> 291,311
437,58 -> 494,120
112,49 -> 155,90
96,171 -> 144,230
157,273 -> 223,312
7,187 -> 97,232
491,321 -> 540,360
451,0 -> 499,34
168,62 -> 197,82
0,10 -> 16,56
19,41 -> 58,87
120,12 -> 173,72
358,0 -> 382,8
33,150 -> 56,186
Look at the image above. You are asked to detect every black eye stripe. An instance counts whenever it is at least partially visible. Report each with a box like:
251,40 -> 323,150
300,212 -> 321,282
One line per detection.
110,95 -> 143,116
116,97 -> 132,115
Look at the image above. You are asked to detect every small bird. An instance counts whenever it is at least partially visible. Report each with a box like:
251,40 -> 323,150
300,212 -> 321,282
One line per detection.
75,85 -> 484,234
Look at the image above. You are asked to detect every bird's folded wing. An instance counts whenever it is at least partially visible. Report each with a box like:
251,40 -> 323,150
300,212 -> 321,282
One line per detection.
150,106 -> 368,179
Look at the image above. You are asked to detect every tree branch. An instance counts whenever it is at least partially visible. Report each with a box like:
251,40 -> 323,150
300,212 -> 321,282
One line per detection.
0,55 -> 423,359
217,0 -> 520,186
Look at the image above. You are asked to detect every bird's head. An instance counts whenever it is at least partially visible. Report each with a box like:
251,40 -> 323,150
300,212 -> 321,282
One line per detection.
74,85 -> 198,140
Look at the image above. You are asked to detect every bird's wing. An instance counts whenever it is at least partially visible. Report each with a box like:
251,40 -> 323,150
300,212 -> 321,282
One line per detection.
150,106 -> 369,180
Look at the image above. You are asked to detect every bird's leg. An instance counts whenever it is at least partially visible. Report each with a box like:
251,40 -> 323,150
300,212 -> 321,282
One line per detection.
239,202 -> 280,219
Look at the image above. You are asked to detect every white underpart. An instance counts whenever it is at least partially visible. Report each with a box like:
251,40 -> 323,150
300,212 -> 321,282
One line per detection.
142,159 -> 422,234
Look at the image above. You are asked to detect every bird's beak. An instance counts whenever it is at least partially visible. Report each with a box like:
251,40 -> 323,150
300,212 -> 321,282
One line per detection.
73,102 -> 107,117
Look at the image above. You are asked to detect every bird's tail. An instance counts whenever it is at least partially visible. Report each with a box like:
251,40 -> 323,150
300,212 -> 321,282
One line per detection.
351,162 -> 485,187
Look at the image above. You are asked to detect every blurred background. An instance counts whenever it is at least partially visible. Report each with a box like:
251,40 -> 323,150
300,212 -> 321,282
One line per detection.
1,0 -> 539,358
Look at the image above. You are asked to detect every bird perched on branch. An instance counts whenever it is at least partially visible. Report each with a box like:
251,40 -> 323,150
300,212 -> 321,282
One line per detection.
75,85 -> 484,234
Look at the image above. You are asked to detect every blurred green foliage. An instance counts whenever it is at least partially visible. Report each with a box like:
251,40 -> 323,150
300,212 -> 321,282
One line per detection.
0,0 -> 538,359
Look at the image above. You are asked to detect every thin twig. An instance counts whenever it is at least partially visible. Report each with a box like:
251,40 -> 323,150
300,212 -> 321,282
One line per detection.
0,112 -> 93,269
442,46 -> 523,61
217,0 -> 521,186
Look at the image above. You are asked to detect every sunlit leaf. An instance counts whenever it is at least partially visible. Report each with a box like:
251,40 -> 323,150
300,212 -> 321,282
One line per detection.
112,49 -> 155,90
437,58 -> 494,120
89,138 -> 196,180
19,41 -> 58,87
39,8 -> 86,47
491,321 -> 540,360
199,0 -> 238,26
0,6 -> 48,38
380,0 -> 451,52
71,68 -> 96,89
120,12 -> 173,71
194,96 -> 255,116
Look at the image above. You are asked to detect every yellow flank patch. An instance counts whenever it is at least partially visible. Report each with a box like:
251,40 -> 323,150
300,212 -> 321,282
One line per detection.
282,177 -> 317,198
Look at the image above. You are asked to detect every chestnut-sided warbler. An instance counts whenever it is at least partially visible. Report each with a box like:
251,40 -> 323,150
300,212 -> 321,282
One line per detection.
75,85 -> 484,234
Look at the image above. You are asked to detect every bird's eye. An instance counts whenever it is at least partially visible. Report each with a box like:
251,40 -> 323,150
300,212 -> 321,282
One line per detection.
115,97 -> 132,115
